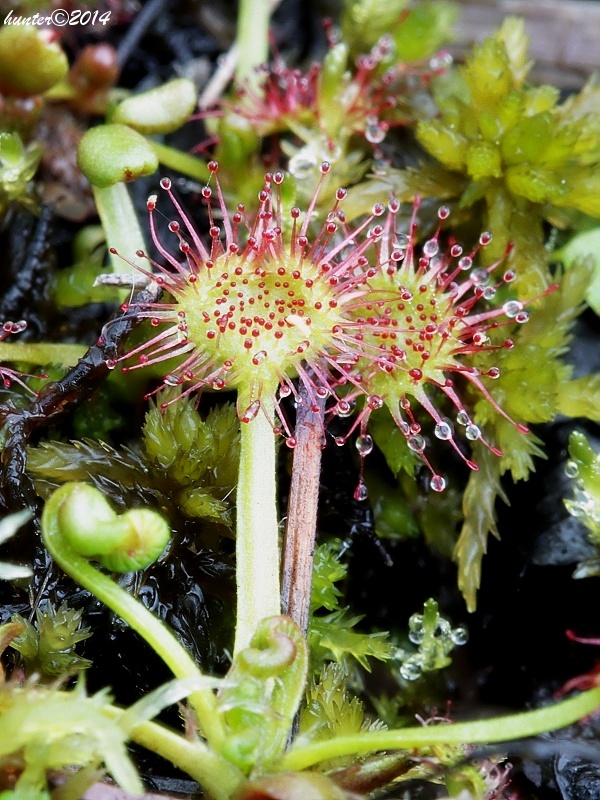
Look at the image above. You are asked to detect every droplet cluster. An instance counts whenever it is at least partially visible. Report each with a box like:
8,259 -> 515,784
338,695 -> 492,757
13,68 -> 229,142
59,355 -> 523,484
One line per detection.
396,599 -> 468,682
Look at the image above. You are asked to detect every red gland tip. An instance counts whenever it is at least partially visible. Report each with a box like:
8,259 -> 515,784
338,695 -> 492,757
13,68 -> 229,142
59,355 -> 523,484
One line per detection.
208,160 -> 219,173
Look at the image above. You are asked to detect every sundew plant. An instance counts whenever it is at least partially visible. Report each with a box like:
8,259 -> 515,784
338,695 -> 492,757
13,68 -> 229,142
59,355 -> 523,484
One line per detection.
0,2 -> 599,800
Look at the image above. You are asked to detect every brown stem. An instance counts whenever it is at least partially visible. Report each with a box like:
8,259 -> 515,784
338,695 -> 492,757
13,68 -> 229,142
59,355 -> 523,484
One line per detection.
0,282 -> 162,510
281,386 -> 325,634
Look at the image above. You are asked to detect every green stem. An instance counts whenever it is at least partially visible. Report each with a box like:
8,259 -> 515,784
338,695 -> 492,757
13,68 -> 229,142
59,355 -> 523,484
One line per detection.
105,706 -> 244,800
0,342 -> 86,369
93,183 -> 147,275
42,484 -> 227,752
280,687 -> 600,771
234,396 -> 281,654
235,0 -> 270,83
150,141 -> 210,183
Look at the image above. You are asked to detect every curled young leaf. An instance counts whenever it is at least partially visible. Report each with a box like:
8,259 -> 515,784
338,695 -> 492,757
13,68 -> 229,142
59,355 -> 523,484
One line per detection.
55,482 -> 170,572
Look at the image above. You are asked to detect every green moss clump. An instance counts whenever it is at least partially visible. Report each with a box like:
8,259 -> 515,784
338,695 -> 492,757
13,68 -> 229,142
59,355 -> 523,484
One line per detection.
10,603 -> 92,680
415,18 -> 600,295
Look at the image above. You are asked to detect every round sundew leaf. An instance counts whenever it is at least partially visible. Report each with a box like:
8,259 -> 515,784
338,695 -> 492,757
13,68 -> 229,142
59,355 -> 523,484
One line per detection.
111,78 -> 197,135
0,25 -> 68,97
77,124 -> 158,187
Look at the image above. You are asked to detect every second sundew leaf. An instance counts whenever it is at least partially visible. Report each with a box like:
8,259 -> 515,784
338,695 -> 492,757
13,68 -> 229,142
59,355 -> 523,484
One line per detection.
77,124 -> 158,188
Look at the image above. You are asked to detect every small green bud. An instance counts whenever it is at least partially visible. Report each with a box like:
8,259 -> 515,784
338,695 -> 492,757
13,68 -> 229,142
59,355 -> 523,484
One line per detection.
416,120 -> 467,170
504,164 -> 562,204
465,140 -> 502,181
77,124 -> 158,187
560,167 -> 600,217
0,26 -> 68,96
464,39 -> 513,110
477,109 -> 503,142
111,78 -> 197,135
500,112 -> 551,166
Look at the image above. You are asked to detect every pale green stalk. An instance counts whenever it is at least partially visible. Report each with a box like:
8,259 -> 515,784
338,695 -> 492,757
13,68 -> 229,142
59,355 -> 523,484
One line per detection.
0,342 -> 86,369
105,707 -> 243,800
150,141 -> 209,183
280,686 -> 600,771
235,0 -> 270,83
42,485 -> 227,752
234,395 -> 281,654
93,183 -> 147,275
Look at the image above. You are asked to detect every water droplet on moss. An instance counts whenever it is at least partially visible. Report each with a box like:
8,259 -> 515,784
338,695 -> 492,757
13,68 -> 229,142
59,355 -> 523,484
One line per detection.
451,627 -> 469,645
565,461 -> 579,478
400,660 -> 422,681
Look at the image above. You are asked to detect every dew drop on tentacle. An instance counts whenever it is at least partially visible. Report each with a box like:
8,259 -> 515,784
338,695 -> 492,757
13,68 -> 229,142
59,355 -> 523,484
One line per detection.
355,434 -> 374,456
430,474 -> 446,492
465,424 -> 481,441
365,116 -> 387,144
241,399 -> 261,423
354,480 -> 368,502
434,419 -> 453,440
407,434 -> 426,453
422,239 -> 439,258
336,400 -> 353,418
502,300 -> 522,318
